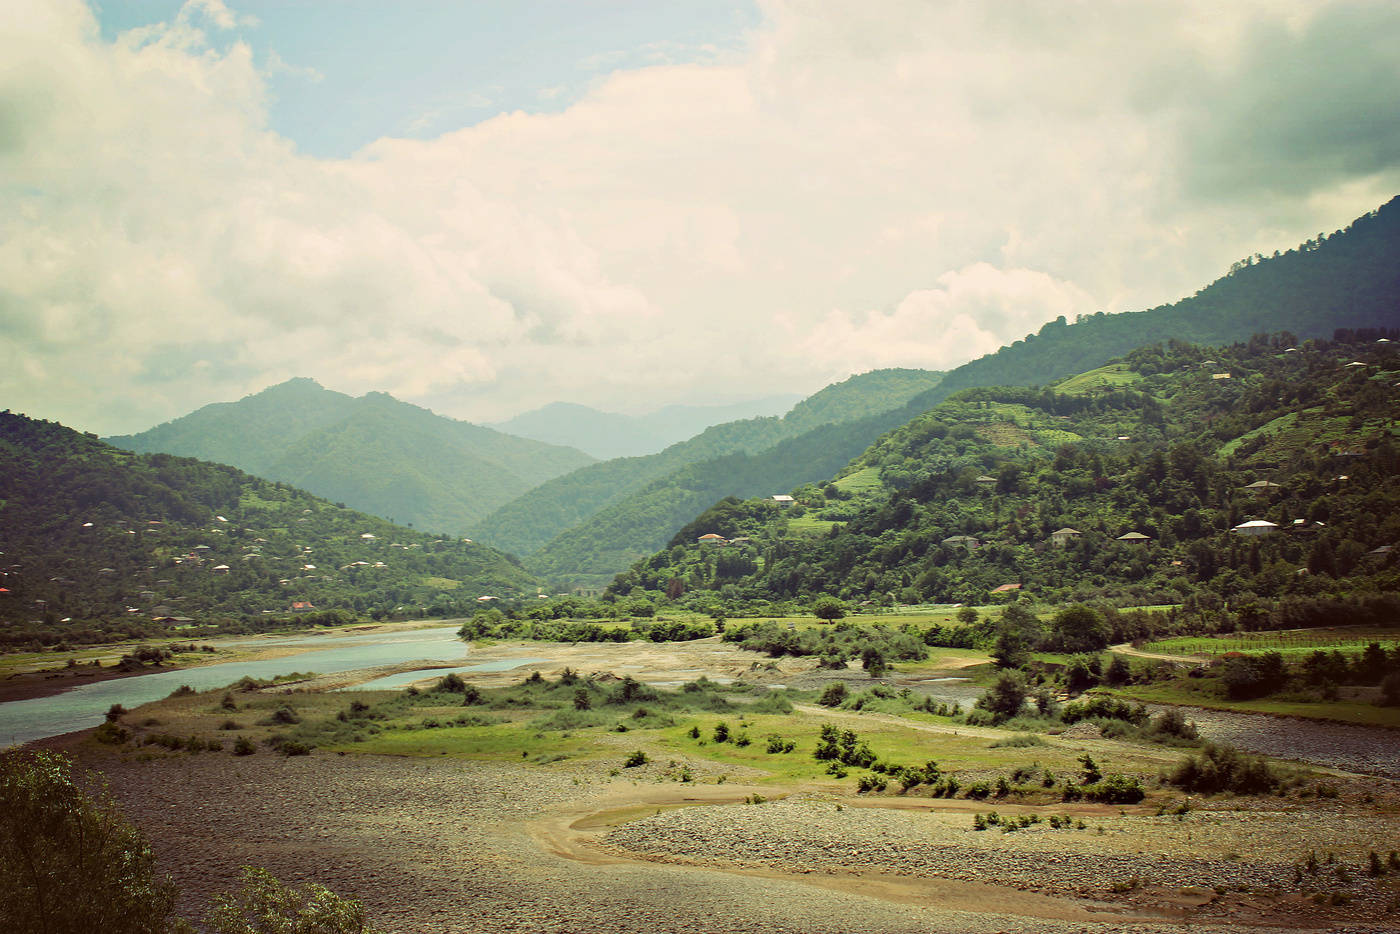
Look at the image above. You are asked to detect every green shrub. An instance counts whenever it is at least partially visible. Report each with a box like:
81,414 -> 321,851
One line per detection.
819,682 -> 849,707
0,749 -> 178,934
624,750 -> 649,768
232,736 -> 255,756
1167,743 -> 1281,795
202,867 -> 378,934
989,733 -> 1045,748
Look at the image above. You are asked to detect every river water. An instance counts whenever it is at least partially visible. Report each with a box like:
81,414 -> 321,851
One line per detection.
0,624 -> 542,746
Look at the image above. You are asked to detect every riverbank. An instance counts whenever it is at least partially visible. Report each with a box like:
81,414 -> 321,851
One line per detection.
0,619 -> 464,704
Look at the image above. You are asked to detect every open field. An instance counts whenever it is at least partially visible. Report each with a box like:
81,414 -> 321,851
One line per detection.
1143,629 -> 1400,659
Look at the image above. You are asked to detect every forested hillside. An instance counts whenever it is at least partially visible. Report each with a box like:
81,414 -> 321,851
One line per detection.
107,379 -> 594,533
924,197 -> 1400,405
469,367 -> 944,559
0,412 -> 537,645
610,334 -> 1400,626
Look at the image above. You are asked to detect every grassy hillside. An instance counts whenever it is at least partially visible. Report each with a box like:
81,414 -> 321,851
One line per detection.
610,334 -> 1400,621
107,380 -> 594,534
0,412 -> 537,646
470,368 -> 945,559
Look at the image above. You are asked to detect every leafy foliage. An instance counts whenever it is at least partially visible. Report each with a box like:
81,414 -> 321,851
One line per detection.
0,749 -> 178,934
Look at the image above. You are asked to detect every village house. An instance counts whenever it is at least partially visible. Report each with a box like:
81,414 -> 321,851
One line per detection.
1048,527 -> 1081,545
771,494 -> 795,506
697,533 -> 726,545
942,535 -> 980,550
1116,531 -> 1151,544
1232,519 -> 1279,537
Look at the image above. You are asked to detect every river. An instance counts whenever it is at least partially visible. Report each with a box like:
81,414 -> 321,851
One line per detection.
0,624 -> 542,746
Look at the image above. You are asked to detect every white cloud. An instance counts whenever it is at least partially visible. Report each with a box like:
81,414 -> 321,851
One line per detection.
2,0 -> 1398,434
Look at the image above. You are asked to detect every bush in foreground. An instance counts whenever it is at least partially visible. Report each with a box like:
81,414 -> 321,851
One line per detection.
0,748 -> 178,934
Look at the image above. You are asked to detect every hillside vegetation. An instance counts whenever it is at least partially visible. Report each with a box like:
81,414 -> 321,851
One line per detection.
0,412 -> 537,646
469,367 -> 945,561
106,379 -> 594,534
923,196 -> 1400,406
610,333 -> 1400,633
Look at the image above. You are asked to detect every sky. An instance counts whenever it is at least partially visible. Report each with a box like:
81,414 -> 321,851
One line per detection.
3,1 -> 1399,435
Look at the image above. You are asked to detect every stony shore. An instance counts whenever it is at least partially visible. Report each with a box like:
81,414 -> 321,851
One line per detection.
61,742 -> 1400,934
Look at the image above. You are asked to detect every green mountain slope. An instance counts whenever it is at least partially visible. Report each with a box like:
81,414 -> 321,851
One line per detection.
610,333 -> 1400,612
0,411 -> 536,642
526,409 -> 931,586
470,368 -> 945,559
107,380 -> 595,534
923,196 -> 1400,406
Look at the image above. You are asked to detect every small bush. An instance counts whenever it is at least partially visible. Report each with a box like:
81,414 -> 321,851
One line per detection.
93,721 -> 129,745
263,705 -> 300,726
1167,743 -> 1282,795
436,672 -> 467,693
989,733 -> 1045,748
105,703 -> 127,722
218,719 -> 239,731
280,741 -> 312,757
765,734 -> 796,754
819,682 -> 849,707
232,736 -> 255,756
624,750 -> 649,768
168,685 -> 196,698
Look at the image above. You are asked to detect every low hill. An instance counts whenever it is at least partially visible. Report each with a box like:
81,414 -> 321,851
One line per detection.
469,368 -> 945,561
106,380 -> 594,533
0,412 -> 537,644
610,334 -> 1400,614
491,395 -> 802,460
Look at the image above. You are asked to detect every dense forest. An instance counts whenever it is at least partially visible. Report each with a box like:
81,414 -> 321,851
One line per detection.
926,196 -> 1400,403
0,413 -> 538,647
609,334 -> 1400,637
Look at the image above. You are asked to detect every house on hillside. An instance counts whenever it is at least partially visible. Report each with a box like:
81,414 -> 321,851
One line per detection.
974,475 -> 997,489
1243,480 -> 1282,494
1116,531 -> 1151,544
290,601 -> 315,612
1048,527 -> 1081,546
1231,519 -> 1278,537
698,533 -> 726,545
942,535 -> 980,550
991,583 -> 1022,594
771,494 -> 795,506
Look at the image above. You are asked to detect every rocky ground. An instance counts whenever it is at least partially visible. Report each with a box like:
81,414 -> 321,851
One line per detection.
58,739 -> 1400,934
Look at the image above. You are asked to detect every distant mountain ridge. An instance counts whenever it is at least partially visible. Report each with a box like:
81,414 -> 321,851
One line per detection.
106,380 -> 595,535
470,368 -> 946,568
492,396 -> 803,460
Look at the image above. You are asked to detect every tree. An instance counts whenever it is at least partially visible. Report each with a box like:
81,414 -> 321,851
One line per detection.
202,866 -> 378,934
1050,604 -> 1110,653
0,748 -> 178,934
975,670 -> 1028,723
811,596 -> 846,621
